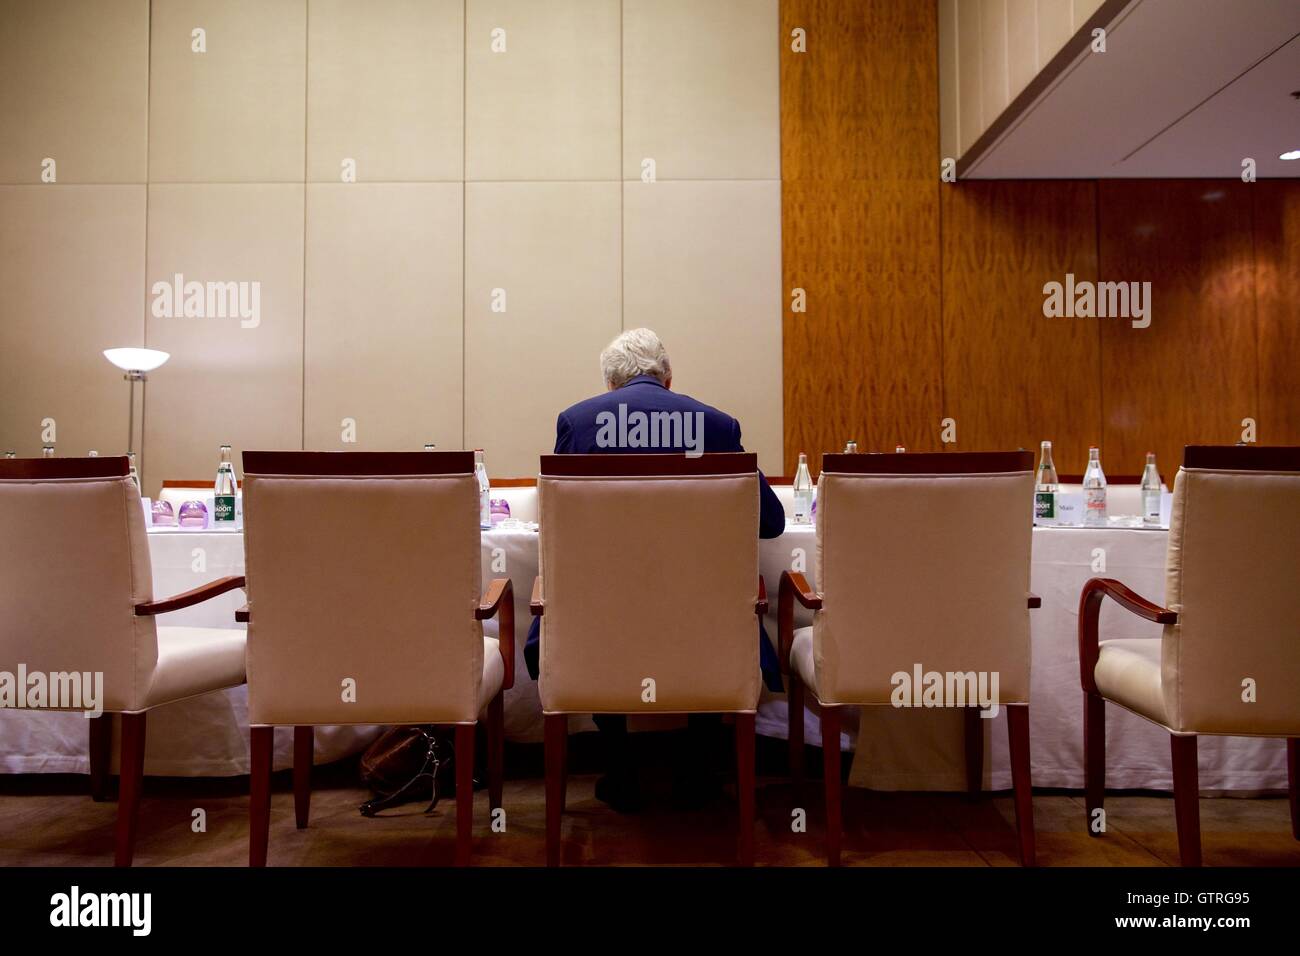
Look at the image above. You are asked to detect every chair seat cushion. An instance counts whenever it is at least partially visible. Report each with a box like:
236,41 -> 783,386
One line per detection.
479,635 -> 505,715
144,626 -> 247,709
790,626 -> 819,699
1094,638 -> 1167,726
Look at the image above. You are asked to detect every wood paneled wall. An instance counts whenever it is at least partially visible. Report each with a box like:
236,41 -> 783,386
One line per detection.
1098,181 -> 1259,474
781,0 -> 942,469
942,181 -> 1100,475
780,0 -> 1299,477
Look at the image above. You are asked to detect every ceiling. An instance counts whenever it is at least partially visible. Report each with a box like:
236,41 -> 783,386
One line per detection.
963,0 -> 1300,179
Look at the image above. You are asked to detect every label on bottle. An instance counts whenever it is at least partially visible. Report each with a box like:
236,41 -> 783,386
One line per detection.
793,490 -> 812,524
1142,490 -> 1160,524
1034,491 -> 1056,520
1085,488 -> 1107,519
214,494 -> 236,523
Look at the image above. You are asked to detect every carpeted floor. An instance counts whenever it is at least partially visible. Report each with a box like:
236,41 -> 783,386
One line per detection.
2,735 -> 1297,867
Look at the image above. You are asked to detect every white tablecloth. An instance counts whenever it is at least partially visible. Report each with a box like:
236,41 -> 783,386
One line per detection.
3,489 -> 1287,791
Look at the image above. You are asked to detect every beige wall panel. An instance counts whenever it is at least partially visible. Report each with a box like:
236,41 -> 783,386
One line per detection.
307,0 -> 463,183
957,0 -> 984,156
144,185 -> 304,493
464,182 -> 621,477
0,185 -> 145,456
622,0 -> 779,181
149,0 -> 306,183
622,180 -> 782,473
304,184 -> 463,451
0,0 -> 148,183
1036,0 -> 1073,69
465,0 -> 620,181
979,0 -> 1009,130
938,0 -> 960,162
1006,0 -> 1038,100
1072,0 -> 1104,32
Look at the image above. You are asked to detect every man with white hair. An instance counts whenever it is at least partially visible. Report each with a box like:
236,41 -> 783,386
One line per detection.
524,328 -> 784,811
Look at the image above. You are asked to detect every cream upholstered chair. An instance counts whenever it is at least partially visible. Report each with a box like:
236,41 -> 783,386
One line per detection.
779,451 -> 1039,865
531,453 -> 767,866
0,456 -> 247,866
1080,445 -> 1300,866
240,451 -> 513,866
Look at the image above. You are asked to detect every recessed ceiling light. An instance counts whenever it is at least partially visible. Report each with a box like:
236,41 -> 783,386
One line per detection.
1280,149 -> 1300,160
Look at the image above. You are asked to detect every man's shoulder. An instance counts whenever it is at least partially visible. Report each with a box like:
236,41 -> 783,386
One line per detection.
557,389 -> 621,425
663,390 -> 737,430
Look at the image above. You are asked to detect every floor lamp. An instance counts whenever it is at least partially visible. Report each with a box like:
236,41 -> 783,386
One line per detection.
103,348 -> 170,487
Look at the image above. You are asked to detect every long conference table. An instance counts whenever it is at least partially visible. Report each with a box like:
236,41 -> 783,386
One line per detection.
3,487 -> 1288,794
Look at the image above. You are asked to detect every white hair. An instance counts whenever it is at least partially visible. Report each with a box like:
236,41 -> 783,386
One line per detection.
600,328 -> 672,389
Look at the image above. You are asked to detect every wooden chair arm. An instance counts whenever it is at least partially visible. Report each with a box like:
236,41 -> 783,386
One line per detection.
756,575 -> 768,616
1028,592 -> 1041,609
530,576 -> 544,616
476,578 -> 515,690
135,575 -> 246,616
235,604 -> 249,623
1078,577 -> 1177,695
778,570 -> 822,674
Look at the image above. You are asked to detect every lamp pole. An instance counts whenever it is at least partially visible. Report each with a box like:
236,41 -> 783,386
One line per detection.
103,349 -> 169,492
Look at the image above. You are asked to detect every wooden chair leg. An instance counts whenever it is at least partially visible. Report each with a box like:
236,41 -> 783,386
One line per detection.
1171,733 -> 1202,867
293,726 -> 313,829
559,727 -> 568,814
1006,704 -> 1036,866
455,723 -> 475,866
736,712 -> 756,866
249,726 -> 274,867
113,712 -> 146,867
821,706 -> 842,867
89,713 -> 112,802
1084,693 -> 1106,836
544,713 -> 566,867
487,691 -> 505,812
788,673 -> 805,782
963,705 -> 983,801
1288,738 -> 1299,841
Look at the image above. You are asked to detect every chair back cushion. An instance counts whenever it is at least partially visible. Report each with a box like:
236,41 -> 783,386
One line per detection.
538,454 -> 761,714
1162,446 -> 1300,735
242,452 -> 482,726
814,452 -> 1034,707
0,458 -> 156,713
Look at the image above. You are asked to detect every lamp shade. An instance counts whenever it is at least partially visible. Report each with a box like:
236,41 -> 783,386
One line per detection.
103,348 -> 170,372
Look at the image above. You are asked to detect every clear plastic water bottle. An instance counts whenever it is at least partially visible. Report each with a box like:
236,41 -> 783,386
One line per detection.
423,443 -> 436,451
88,450 -> 99,457
3,451 -> 14,459
792,452 -> 813,525
1034,440 -> 1059,524
1083,446 -> 1107,527
895,443 -> 906,453
42,445 -> 54,458
843,439 -> 858,454
474,449 -> 491,530
127,452 -> 141,492
1141,452 -> 1161,525
214,444 -> 238,524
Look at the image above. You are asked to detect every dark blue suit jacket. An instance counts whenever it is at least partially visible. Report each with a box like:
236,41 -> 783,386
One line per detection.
553,376 -> 785,537
524,375 -> 786,690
